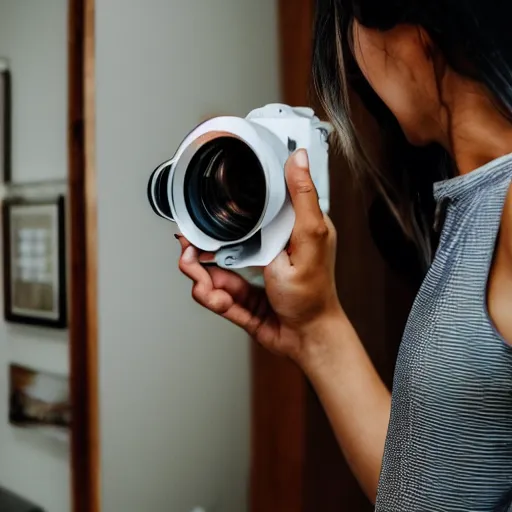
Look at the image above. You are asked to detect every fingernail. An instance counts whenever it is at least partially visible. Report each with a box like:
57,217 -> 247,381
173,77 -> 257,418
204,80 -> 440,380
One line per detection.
292,149 -> 309,169
182,246 -> 196,263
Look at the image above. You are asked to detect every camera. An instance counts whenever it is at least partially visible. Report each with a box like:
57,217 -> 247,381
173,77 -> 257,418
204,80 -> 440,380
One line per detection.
148,104 -> 332,269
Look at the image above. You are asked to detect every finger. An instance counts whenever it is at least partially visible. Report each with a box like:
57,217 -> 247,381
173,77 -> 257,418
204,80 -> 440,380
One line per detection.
285,150 -> 329,266
207,266 -> 253,305
175,235 -> 217,266
177,246 -> 235,314
198,252 -> 217,265
176,234 -> 215,278
217,302 -> 263,334
285,149 -> 324,232
177,238 -> 251,299
178,244 -> 214,289
206,267 -> 272,336
175,233 -> 190,251
191,283 -> 236,315
176,237 -> 269,332
176,237 -> 257,319
265,250 -> 293,279
193,269 -> 264,334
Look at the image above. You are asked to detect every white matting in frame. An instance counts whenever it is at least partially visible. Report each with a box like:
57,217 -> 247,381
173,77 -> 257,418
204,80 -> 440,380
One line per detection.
3,197 -> 67,328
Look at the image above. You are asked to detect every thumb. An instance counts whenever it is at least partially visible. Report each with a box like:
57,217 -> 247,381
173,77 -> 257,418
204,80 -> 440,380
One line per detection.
265,250 -> 292,280
285,149 -> 323,228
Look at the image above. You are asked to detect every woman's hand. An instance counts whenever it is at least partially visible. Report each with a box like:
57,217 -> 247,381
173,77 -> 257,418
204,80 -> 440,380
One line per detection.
178,151 -> 390,499
177,149 -> 344,364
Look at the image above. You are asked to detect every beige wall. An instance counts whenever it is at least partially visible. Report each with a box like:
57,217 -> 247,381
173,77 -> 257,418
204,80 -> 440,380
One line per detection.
95,1 -> 280,511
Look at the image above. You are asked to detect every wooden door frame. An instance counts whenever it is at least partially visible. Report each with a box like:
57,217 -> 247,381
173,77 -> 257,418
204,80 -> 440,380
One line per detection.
68,0 -> 99,511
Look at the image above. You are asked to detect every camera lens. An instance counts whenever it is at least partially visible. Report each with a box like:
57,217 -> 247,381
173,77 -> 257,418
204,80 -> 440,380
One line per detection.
185,137 -> 266,242
148,162 -> 174,221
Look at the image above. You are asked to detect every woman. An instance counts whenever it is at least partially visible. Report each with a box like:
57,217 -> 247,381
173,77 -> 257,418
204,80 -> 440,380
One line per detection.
177,0 -> 512,510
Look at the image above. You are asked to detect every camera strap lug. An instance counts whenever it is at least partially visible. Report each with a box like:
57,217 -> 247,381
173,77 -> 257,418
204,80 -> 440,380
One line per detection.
216,246 -> 245,268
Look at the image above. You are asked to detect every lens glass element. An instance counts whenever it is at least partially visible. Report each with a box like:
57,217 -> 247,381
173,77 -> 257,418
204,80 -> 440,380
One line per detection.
185,137 -> 266,242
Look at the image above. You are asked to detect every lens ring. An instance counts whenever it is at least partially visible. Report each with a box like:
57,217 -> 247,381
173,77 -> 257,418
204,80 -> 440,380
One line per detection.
148,163 -> 174,221
185,137 -> 266,242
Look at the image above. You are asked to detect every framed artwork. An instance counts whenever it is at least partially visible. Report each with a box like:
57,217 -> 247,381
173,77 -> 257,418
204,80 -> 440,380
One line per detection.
3,196 -> 67,328
0,61 -> 11,183
9,364 -> 70,439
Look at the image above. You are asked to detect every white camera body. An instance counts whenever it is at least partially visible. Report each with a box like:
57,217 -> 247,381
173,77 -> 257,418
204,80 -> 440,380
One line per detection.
148,103 -> 332,270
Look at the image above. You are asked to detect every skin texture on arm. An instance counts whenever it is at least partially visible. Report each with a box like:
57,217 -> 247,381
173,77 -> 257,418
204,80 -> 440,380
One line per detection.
177,149 -> 390,502
297,313 -> 392,501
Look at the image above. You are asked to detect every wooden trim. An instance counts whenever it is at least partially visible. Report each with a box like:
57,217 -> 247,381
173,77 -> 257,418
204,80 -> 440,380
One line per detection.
250,346 -> 307,511
68,0 -> 99,511
278,0 -> 315,107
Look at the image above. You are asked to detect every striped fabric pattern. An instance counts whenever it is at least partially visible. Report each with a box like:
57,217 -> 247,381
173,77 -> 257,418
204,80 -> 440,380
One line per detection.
376,154 -> 512,512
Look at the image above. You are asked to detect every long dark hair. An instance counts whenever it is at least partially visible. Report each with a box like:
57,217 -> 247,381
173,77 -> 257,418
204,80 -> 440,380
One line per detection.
313,0 -> 512,267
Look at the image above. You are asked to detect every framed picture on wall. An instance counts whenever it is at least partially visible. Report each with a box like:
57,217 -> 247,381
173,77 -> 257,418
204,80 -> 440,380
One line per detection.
2,196 -> 67,328
0,60 -> 11,183
9,364 -> 70,439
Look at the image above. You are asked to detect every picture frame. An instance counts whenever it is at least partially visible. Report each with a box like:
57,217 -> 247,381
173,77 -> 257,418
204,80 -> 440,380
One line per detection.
0,61 -> 11,183
3,196 -> 67,328
9,363 -> 70,440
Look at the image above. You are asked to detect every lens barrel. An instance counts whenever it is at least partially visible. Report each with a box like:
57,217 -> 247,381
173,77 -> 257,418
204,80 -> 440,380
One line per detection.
184,137 -> 266,242
148,161 -> 174,221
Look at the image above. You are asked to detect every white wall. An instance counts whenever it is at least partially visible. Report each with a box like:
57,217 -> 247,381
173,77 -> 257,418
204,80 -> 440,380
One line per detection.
0,1 -> 70,512
0,0 -> 68,184
95,1 -> 280,511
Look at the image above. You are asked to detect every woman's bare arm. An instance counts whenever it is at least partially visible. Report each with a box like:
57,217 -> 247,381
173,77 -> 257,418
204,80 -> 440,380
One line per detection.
297,314 -> 391,502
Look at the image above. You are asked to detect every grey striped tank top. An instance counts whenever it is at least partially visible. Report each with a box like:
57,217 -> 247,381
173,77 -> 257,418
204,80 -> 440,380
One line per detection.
376,154 -> 512,512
